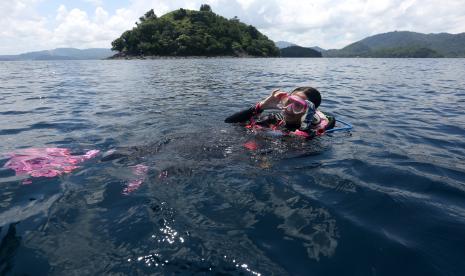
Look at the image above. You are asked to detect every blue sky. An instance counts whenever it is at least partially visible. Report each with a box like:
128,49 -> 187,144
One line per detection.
1,0 -> 465,54
37,0 -> 126,16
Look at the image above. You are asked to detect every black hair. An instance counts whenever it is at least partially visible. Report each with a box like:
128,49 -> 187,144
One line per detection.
291,86 -> 321,108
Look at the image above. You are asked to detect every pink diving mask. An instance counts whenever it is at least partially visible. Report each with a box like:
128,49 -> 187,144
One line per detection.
276,94 -> 308,114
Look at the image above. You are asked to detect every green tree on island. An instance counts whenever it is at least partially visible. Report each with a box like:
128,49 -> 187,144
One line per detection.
111,4 -> 279,57
199,4 -> 212,12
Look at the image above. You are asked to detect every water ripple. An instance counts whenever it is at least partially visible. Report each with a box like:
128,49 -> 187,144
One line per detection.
1,59 -> 465,275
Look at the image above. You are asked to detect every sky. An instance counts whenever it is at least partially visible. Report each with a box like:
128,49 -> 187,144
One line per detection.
1,0 -> 465,54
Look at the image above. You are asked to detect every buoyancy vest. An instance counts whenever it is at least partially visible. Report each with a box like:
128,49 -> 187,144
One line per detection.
247,109 -> 333,138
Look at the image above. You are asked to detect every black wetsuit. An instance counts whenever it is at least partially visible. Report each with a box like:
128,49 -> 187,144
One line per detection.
225,104 -> 334,137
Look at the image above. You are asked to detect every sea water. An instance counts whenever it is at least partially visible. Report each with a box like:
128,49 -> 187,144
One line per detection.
0,58 -> 464,275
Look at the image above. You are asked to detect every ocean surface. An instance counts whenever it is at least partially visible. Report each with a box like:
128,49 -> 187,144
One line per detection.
0,58 -> 464,275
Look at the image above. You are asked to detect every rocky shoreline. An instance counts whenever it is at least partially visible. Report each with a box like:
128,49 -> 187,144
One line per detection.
107,53 -> 268,60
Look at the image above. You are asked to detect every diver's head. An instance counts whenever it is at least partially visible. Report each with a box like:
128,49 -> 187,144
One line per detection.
281,87 -> 321,125
292,87 -> 321,108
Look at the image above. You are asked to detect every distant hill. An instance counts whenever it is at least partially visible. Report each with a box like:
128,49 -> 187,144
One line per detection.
280,46 -> 322,57
111,5 -> 279,57
275,42 -> 325,53
310,46 -> 325,52
324,31 -> 465,57
0,48 -> 115,61
275,41 -> 298,49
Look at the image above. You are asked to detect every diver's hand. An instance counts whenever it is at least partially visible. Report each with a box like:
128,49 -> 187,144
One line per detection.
260,89 -> 288,110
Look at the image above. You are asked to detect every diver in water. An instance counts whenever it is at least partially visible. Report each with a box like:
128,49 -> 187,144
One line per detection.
225,87 -> 335,138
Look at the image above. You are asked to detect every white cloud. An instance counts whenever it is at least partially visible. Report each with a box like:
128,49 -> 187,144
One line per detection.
56,4 -> 68,22
0,0 -> 465,54
250,0 -> 465,48
0,0 -> 53,54
51,5 -> 127,48
0,1 -> 137,54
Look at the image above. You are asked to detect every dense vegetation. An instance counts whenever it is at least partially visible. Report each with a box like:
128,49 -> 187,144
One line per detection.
369,47 -> 443,58
111,5 -> 279,57
325,44 -> 443,58
280,46 -> 322,57
324,31 -> 465,57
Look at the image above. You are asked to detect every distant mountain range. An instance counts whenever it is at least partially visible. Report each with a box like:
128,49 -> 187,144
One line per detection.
2,31 -> 463,59
280,46 -> 322,57
276,31 -> 465,58
0,48 -> 115,61
275,41 -> 325,53
310,46 -> 325,53
324,31 -> 465,57
275,41 -> 298,49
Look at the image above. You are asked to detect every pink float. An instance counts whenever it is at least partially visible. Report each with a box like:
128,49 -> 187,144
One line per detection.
244,140 -> 258,151
122,164 -> 149,195
3,148 -> 100,183
3,147 -> 149,195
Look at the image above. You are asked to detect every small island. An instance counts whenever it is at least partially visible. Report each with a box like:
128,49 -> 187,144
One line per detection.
111,4 -> 279,58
